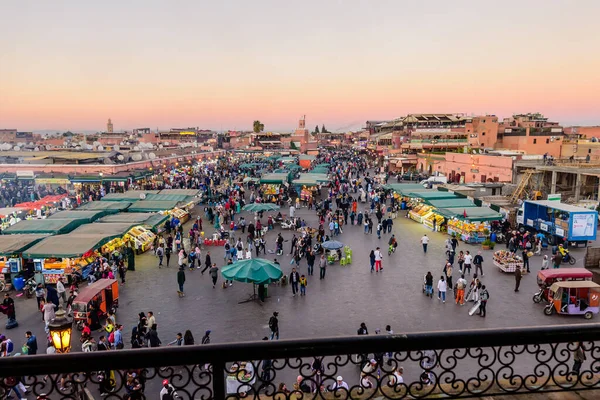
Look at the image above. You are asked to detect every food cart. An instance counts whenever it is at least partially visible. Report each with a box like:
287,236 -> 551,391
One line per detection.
124,226 -> 155,253
409,204 -> 433,223
447,219 -> 488,244
423,212 -> 445,231
493,250 -> 524,273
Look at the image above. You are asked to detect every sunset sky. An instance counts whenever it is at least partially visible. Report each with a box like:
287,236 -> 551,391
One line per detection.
1,0 -> 599,132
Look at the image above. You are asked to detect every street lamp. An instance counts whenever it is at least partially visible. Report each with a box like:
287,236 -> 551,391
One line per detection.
48,307 -> 73,353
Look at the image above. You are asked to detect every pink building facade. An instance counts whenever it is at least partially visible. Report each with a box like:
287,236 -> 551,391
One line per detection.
417,153 -> 514,183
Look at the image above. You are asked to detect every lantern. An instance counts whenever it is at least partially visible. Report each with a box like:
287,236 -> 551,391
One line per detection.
48,307 -> 73,353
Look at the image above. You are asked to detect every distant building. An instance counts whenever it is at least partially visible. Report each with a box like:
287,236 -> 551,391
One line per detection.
107,118 -> 114,133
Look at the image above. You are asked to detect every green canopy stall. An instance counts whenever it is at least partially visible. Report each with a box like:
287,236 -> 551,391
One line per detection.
259,173 -> 290,185
408,191 -> 462,201
127,200 -> 181,213
101,190 -> 160,202
425,198 -> 477,209
2,218 -> 87,235
22,233 -> 113,258
439,206 -> 503,222
0,234 -> 48,256
77,201 -> 131,213
145,193 -> 195,203
386,183 -> 430,196
47,210 -> 107,223
98,213 -> 169,232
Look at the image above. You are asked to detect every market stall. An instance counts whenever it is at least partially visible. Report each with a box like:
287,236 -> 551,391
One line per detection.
409,204 -> 433,223
124,226 -> 155,253
77,201 -> 132,213
21,233 -> 110,284
127,200 -> 181,213
2,218 -> 87,235
47,210 -> 106,223
101,190 -> 160,202
493,250 -> 524,273
0,234 -> 48,289
98,213 -> 169,233
437,207 -> 503,244
165,207 -> 191,225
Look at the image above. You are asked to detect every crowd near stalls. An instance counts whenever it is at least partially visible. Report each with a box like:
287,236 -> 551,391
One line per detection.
1,149 -> 596,399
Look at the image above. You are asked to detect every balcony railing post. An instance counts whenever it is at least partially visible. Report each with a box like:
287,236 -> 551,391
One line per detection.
213,359 -> 226,400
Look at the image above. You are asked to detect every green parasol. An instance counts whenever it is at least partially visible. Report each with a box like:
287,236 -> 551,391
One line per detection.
242,203 -> 280,212
221,258 -> 283,285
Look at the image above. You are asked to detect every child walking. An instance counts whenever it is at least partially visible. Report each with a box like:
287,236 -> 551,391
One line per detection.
299,275 -> 307,296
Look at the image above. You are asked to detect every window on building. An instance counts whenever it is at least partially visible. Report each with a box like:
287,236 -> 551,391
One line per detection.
589,149 -> 592,154
482,119 -> 486,123
546,139 -> 550,144
533,139 -> 537,144
482,132 -> 486,136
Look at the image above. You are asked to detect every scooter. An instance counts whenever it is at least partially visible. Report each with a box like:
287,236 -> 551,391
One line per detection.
23,278 -> 37,298
562,252 -> 576,265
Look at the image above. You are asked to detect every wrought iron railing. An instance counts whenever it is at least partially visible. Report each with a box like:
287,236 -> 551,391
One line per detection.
1,324 -> 599,399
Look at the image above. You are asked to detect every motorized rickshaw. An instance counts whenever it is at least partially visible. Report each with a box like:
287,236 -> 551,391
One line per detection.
72,279 -> 119,331
544,281 -> 600,319
533,268 -> 593,303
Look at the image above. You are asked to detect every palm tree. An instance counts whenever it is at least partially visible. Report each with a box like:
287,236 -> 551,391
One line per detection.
253,120 -> 265,133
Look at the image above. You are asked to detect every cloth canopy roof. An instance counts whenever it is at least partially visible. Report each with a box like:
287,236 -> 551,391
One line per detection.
22,233 -> 112,258
260,173 -> 289,184
47,210 -> 106,222
101,191 -> 160,202
77,201 -> 131,213
71,222 -> 138,238
408,191 -> 461,201
298,155 -> 316,161
386,184 -> 430,196
300,172 -> 329,182
2,218 -> 86,235
98,213 -> 169,231
437,206 -> 503,222
426,198 -> 477,208
145,193 -> 194,203
292,178 -> 320,187
0,234 -> 48,256
127,200 -> 180,213
157,188 -> 200,196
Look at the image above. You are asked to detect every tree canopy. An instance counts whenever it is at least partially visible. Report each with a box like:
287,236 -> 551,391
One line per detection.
253,120 -> 265,133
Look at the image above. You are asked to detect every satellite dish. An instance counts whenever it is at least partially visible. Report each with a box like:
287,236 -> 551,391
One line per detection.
158,144 -> 164,149
149,153 -> 156,160
117,155 -> 125,161
114,145 -> 120,151
131,154 -> 142,161
34,147 -> 39,152
13,146 -> 20,151
139,193 -> 146,200
97,145 -> 104,151
133,146 -> 140,151
93,141 -> 100,146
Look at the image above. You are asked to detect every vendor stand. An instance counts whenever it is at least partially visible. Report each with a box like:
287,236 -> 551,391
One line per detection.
124,226 -> 155,253
409,204 -> 433,223
0,234 -> 48,288
493,250 -> 525,273
437,207 -> 503,244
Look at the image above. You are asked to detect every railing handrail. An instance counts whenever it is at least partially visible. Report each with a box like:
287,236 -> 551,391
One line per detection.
2,323 -> 599,377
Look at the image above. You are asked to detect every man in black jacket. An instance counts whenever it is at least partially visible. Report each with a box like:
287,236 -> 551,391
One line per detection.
201,252 -> 211,274
290,268 -> 300,296
306,250 -> 316,276
268,312 -> 279,340
473,251 -> 484,276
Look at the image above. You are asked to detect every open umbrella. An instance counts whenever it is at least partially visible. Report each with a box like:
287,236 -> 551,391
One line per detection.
321,240 -> 344,250
242,203 -> 280,213
221,258 -> 283,304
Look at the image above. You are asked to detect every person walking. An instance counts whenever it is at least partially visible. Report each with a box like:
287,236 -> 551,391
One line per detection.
155,243 -> 165,267
572,342 -> 586,375
269,312 -> 279,340
424,271 -> 434,298
165,246 -> 172,267
319,254 -> 327,280
437,276 -> 447,303
455,274 -> 467,306
477,285 -> 489,317
444,262 -> 453,291
306,250 -> 315,276
290,268 -> 300,297
541,255 -> 549,270
369,250 -> 376,272
177,266 -> 186,297
552,252 -> 562,269
522,249 -> 530,273
25,331 -> 38,355
56,277 -> 67,305
299,275 -> 307,296
515,267 -> 522,292
376,222 -> 382,239
374,247 -> 383,272
209,264 -> 219,288
421,234 -> 429,253
201,252 -> 211,274
473,251 -> 484,276
463,251 -> 472,275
